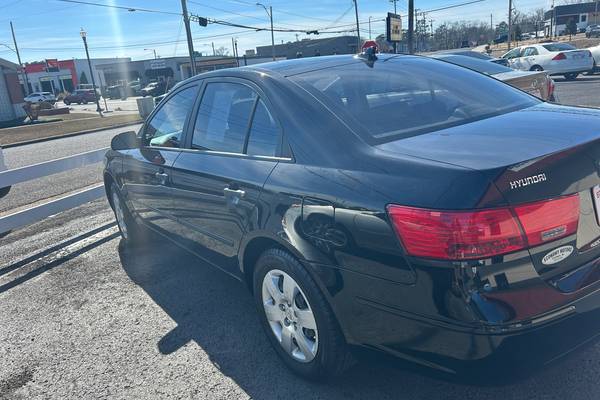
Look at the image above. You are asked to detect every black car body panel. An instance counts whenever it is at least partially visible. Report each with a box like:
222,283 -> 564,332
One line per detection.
104,54 -> 600,375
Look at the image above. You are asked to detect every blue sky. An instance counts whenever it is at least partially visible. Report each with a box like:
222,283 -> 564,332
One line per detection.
0,0 -> 553,63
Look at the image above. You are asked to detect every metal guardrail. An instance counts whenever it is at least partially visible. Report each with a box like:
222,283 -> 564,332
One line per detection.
0,147 -> 108,234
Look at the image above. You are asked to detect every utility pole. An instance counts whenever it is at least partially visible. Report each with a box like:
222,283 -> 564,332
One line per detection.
596,0 -> 599,24
212,42 -> 215,56
507,0 -> 512,50
390,0 -> 398,53
10,21 -> 29,95
257,3 -> 275,61
352,0 -> 361,52
80,29 -> 102,117
180,0 -> 196,76
144,48 -> 157,59
408,0 -> 414,54
231,37 -> 239,67
368,16 -> 372,40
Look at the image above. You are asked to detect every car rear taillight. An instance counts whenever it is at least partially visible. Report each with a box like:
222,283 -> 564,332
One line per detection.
547,78 -> 555,100
513,195 -> 579,246
552,53 -> 567,61
387,194 -> 580,260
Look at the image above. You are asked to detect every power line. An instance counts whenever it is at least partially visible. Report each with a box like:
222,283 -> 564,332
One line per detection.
53,0 -> 181,15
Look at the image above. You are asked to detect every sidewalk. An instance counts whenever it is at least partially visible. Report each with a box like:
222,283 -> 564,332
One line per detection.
0,113 -> 142,147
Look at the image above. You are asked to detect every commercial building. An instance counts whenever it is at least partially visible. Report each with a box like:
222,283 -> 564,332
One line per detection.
22,57 -> 131,94
96,56 -> 240,88
0,58 -> 26,122
545,2 -> 600,36
256,36 -> 359,59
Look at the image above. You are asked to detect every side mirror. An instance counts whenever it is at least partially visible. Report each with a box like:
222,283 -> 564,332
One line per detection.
111,130 -> 140,150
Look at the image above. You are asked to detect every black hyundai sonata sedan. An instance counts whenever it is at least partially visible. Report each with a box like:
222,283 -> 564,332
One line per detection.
104,54 -> 600,380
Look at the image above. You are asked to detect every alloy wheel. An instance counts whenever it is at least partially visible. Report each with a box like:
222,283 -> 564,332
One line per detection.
261,269 -> 318,363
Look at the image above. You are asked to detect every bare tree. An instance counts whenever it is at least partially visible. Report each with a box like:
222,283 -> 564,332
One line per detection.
214,46 -> 229,56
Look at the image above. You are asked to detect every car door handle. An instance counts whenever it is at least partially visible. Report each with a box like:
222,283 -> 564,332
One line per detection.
223,187 -> 245,198
155,172 -> 169,185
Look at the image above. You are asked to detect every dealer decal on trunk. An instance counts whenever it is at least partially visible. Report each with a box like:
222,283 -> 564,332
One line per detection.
542,245 -> 574,265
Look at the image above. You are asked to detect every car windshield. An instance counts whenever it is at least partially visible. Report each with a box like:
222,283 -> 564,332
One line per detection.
543,43 -> 576,52
431,54 -> 511,75
290,56 -> 539,143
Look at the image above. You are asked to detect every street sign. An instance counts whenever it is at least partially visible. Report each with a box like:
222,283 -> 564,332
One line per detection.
149,59 -> 166,70
386,12 -> 402,42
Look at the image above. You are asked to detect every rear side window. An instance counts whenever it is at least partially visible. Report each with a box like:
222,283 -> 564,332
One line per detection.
523,47 -> 539,56
291,57 -> 539,143
246,99 -> 280,157
192,82 -> 257,153
144,86 -> 198,148
543,43 -> 576,52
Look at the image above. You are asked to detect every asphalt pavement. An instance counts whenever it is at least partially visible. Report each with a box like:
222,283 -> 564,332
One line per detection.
60,97 -> 141,115
1,77 -> 600,399
553,73 -> 600,108
1,200 -> 599,399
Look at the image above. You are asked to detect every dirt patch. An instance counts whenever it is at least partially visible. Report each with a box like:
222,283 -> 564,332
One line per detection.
0,114 -> 141,146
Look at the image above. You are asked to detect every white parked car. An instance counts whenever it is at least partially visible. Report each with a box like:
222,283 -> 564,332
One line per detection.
0,146 -> 9,198
502,43 -> 593,80
24,91 -> 56,103
588,44 -> 600,73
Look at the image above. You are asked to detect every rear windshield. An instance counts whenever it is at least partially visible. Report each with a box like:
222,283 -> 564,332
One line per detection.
543,43 -> 576,52
290,56 -> 539,142
432,55 -> 511,75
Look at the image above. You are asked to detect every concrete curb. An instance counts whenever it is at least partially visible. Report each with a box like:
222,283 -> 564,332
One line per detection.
2,120 -> 142,149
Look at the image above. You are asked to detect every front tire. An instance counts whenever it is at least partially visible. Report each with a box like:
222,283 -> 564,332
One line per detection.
110,182 -> 142,246
564,72 -> 579,81
253,248 -> 353,380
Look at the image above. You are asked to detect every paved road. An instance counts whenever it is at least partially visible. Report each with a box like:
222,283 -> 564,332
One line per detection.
1,200 -> 599,399
554,73 -> 600,108
59,97 -> 141,115
0,124 -> 141,214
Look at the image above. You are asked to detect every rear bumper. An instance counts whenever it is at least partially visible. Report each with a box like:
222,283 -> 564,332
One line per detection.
355,285 -> 600,375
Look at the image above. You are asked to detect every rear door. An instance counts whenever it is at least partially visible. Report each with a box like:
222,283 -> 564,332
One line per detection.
121,84 -> 199,234
169,78 -> 285,275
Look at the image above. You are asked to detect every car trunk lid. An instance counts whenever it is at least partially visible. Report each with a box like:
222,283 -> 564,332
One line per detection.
377,103 -> 600,281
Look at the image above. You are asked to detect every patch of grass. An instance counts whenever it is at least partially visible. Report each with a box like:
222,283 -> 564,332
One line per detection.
0,113 -> 142,146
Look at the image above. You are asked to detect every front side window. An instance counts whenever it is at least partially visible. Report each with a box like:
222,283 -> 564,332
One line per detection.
503,48 -> 522,59
144,86 -> 198,148
523,47 -> 539,56
291,57 -> 539,143
192,82 -> 257,153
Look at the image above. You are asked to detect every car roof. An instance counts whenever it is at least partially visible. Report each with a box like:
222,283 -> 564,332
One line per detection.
186,54 -> 420,81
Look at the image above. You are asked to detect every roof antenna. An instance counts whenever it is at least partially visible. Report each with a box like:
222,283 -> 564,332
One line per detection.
355,44 -> 378,67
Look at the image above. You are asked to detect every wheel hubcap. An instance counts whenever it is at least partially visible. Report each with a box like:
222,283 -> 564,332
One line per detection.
112,191 -> 128,239
261,269 -> 318,363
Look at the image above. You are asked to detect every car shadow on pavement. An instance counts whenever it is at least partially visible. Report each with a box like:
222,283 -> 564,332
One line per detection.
118,237 -> 600,400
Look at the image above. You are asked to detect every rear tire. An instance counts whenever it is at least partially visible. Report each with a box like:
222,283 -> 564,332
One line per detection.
564,72 -> 579,81
530,65 -> 543,71
109,182 -> 143,246
253,248 -> 354,380
0,185 -> 10,198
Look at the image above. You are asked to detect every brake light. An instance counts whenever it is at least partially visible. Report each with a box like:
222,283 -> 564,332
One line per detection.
513,195 -> 579,246
387,194 -> 580,260
552,53 -> 566,61
547,78 -> 555,100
